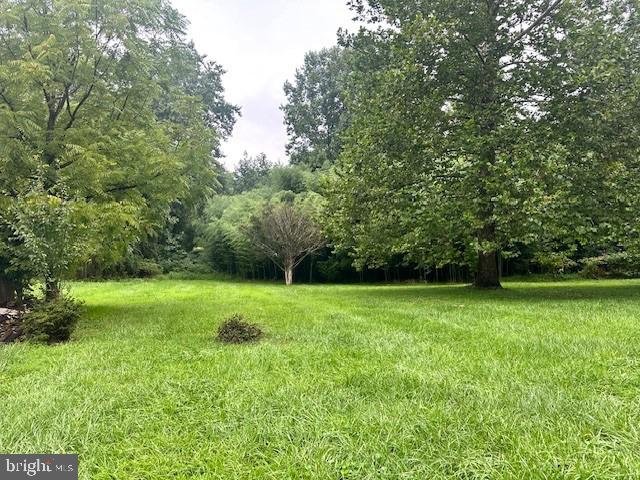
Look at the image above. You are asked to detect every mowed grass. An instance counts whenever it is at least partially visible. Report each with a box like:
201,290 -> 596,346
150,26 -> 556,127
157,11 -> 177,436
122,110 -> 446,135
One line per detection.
1,279 -> 640,479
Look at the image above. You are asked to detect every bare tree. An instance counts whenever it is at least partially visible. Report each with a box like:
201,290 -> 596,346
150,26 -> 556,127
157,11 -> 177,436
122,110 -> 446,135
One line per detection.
247,204 -> 325,285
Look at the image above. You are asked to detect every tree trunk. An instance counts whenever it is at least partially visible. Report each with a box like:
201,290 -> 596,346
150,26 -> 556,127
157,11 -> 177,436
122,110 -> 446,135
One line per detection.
473,213 -> 502,289
284,266 -> 293,286
475,250 -> 501,288
45,277 -> 60,301
0,276 -> 16,307
471,7 -> 503,290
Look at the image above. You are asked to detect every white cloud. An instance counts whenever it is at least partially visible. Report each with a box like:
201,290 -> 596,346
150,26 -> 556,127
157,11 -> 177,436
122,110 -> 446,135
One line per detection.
170,0 -> 354,169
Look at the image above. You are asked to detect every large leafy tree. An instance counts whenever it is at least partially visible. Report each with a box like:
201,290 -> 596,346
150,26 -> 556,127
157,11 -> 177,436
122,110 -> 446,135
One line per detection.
155,39 -> 240,158
233,152 -> 272,193
0,0 -> 236,299
282,47 -> 350,170
130,39 -> 240,270
326,0 -> 640,287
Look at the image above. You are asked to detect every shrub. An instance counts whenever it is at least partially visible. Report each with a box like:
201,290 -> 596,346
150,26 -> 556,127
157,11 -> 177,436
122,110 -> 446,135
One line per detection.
579,257 -> 606,279
23,295 -> 83,343
579,252 -> 640,279
217,314 -> 262,344
135,259 -> 163,278
160,254 -> 213,275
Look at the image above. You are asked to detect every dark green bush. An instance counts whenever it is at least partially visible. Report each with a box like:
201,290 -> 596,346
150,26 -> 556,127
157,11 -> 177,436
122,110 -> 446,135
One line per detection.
217,314 -> 262,344
160,254 -> 213,275
23,295 -> 83,343
135,259 -> 163,278
76,255 -> 162,279
579,257 -> 606,279
579,252 -> 640,279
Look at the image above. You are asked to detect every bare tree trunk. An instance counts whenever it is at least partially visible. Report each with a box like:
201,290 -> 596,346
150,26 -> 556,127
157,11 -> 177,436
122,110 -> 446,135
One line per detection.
45,276 -> 60,301
284,265 -> 293,286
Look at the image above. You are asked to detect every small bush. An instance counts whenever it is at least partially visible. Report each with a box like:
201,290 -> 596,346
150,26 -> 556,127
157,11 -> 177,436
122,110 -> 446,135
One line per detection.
135,259 -> 163,278
217,314 -> 262,344
579,257 -> 605,279
161,255 -> 213,275
23,295 -> 83,344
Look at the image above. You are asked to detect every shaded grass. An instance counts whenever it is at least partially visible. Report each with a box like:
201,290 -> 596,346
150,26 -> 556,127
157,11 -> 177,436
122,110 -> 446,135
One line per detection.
1,278 -> 640,478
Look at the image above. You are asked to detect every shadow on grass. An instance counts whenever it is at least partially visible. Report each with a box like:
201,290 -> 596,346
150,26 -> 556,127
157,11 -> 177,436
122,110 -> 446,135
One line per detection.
322,281 -> 640,304
78,280 -> 640,320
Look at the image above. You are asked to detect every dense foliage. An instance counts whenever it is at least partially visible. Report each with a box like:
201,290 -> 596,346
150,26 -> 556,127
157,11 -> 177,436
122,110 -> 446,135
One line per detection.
194,157 -> 473,284
23,294 -> 83,343
195,162 -> 324,282
282,47 -> 350,170
2,0 -> 639,292
0,0 -> 237,300
322,0 -> 640,287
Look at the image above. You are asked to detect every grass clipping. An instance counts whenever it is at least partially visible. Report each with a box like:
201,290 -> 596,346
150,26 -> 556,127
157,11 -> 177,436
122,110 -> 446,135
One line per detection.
217,314 -> 263,344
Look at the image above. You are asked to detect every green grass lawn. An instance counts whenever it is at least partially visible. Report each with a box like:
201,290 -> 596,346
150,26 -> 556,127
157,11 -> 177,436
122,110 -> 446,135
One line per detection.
1,279 -> 640,479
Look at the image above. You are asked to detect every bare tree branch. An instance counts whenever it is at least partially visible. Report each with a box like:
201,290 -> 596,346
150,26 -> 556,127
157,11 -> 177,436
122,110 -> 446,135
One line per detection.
507,0 -> 564,50
246,204 -> 326,285
462,34 -> 486,65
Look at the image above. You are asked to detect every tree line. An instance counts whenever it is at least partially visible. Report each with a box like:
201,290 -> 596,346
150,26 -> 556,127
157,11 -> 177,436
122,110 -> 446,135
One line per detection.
220,0 -> 640,288
2,0 -> 639,302
289,0 -> 640,288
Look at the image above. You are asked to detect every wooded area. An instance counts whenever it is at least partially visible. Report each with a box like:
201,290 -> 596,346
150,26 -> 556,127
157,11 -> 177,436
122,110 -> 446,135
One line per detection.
1,0 -> 639,301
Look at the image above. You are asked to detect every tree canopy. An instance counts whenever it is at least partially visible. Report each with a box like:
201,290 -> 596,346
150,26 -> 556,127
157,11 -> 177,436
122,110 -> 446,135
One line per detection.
324,0 -> 640,287
2,0 -> 639,296
233,152 -> 273,193
282,47 -> 350,170
0,0 -> 237,299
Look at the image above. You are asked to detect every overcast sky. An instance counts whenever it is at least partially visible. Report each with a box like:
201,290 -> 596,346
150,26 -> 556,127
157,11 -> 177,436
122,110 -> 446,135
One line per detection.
170,0 -> 354,169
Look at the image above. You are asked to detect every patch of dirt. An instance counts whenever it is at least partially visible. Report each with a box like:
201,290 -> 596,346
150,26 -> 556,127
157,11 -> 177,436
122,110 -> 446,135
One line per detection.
0,308 -> 24,344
